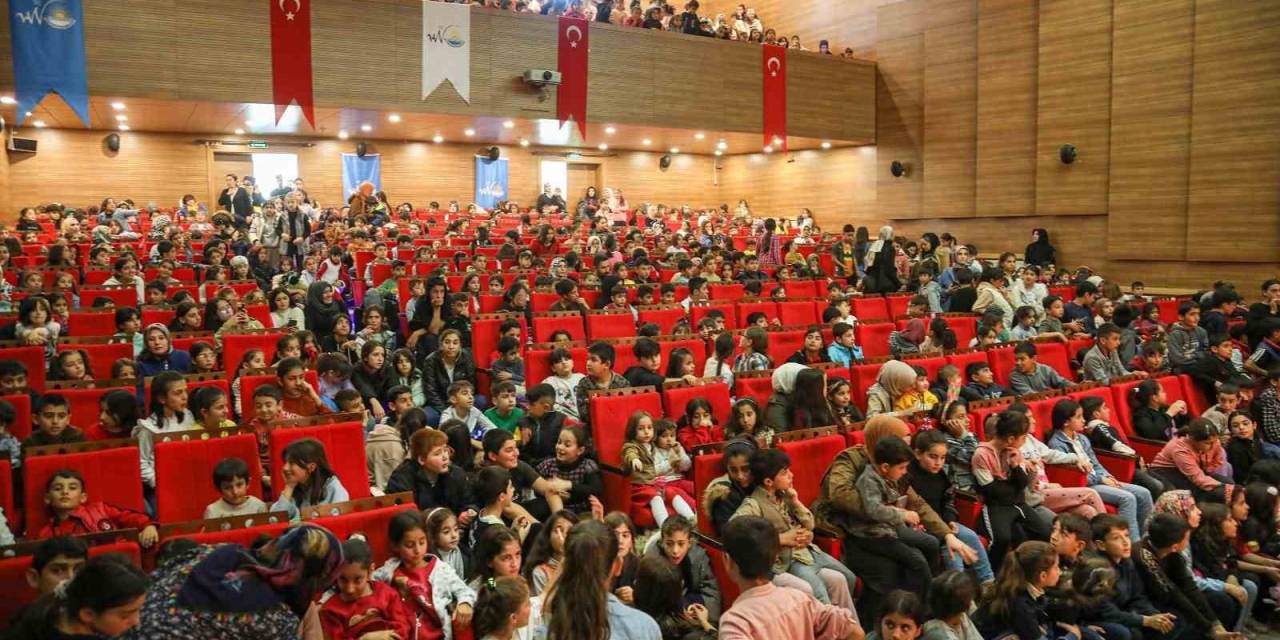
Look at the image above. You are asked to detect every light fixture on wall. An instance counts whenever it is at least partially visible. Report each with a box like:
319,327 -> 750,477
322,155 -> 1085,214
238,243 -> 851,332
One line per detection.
337,130 -> 349,140
519,139 -> 530,147
356,142 -> 368,157
659,154 -> 672,170
104,133 -> 120,152
1059,144 -> 1078,165
821,141 -> 832,150
432,134 -> 444,144
890,160 -> 909,178
387,113 -> 401,123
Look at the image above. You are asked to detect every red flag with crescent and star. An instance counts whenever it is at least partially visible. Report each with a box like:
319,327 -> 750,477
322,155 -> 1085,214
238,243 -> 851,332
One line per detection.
270,0 -> 316,128
557,15 -> 589,139
762,44 -> 787,151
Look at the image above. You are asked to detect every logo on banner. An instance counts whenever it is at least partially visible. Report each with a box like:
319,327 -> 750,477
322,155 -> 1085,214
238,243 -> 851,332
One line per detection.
423,1 -> 471,103
565,24 -> 582,47
766,56 -> 781,77
425,24 -> 466,48
13,0 -> 75,28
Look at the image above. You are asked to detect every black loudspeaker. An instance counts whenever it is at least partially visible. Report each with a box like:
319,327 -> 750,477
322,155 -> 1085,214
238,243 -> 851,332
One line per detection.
356,142 -> 367,158
105,133 -> 120,152
659,154 -> 672,170
890,160 -> 907,177
486,146 -> 500,161
1059,144 -> 1078,165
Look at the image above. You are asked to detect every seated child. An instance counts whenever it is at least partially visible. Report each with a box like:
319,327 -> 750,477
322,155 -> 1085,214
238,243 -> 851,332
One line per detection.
38,469 -> 159,548
534,425 -> 603,515
923,570 -> 983,640
316,353 -> 356,409
0,399 -> 20,475
439,380 -> 497,446
247,384 -> 300,487
320,537 -> 413,640
959,362 -> 1012,402
189,386 -> 236,432
518,383 -> 571,467
523,510 -> 575,596
724,397 -> 777,446
1079,396 -> 1167,499
203,457 -> 268,519
894,366 -> 940,413
270,438 -> 350,522
621,413 -> 695,528
425,507 -> 468,582
25,535 -> 89,598
936,400 -> 979,490
483,381 -> 524,435
973,541 -> 1067,640
23,394 -> 86,448
541,349 -> 585,421
372,510 -> 476,638
471,576 -> 534,640
386,428 -> 479,522
1136,513 -> 1236,639
676,399 -> 725,450
1087,513 -> 1179,640
490,336 -> 526,397
641,515 -> 722,624
1009,342 -> 1073,396
278,357 -> 330,417
850,437 -> 941,597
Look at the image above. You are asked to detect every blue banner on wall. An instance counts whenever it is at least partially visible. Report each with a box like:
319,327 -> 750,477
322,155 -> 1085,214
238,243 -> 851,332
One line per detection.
475,157 -> 508,210
342,153 -> 382,200
9,0 -> 90,126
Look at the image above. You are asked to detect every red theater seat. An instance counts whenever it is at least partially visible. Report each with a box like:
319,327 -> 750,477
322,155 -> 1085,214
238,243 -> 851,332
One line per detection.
0,541 -> 142,627
81,286 -> 137,308
1034,341 -> 1075,381
57,385 -> 130,431
222,331 -> 287,376
1,393 -> 33,440
66,310 -> 118,337
733,371 -> 774,409
589,388 -> 663,466
154,433 -> 264,523
852,297 -> 890,322
57,342 -> 132,382
987,345 -> 1017,387
524,344 -> 588,389
690,302 -> 737,330
0,346 -> 47,393
306,498 -> 418,565
777,433 -> 846,505
710,283 -> 745,299
0,459 -> 12,531
735,300 -> 778,327
849,360 -> 887,412
946,350 -> 991,381
944,315 -> 979,347
787,280 -> 820,299
777,299 -> 819,326
532,312 -> 585,343
637,305 -> 687,335
472,314 -> 527,369
856,323 -> 894,359
586,311 -> 636,340
25,444 -> 144,534
164,520 -> 290,548
766,328 -> 806,365
268,422 -> 371,500
692,449 -> 726,536
662,381 -> 732,425
659,338 -> 707,372
887,295 -> 912,318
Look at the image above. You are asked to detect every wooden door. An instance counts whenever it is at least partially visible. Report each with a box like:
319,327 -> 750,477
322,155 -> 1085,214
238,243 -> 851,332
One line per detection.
566,163 -> 600,203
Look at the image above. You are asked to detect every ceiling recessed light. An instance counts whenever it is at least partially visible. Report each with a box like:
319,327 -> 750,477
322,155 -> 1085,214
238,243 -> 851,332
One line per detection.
360,124 -> 372,132
32,120 -> 46,128
772,136 -> 783,145
114,114 -> 127,122
0,96 -> 16,105
714,150 -> 723,156
110,101 -> 125,110
24,111 -> 32,117
245,120 -> 257,128
717,140 -> 727,150
764,145 -> 773,153
118,124 -> 129,131
388,114 -> 401,123
519,139 -> 530,147
464,128 -> 475,137
503,120 -> 515,129
597,143 -> 608,151
669,147 -> 680,154
234,128 -> 245,135
694,132 -> 705,140
821,141 -> 832,149
338,130 -> 349,139
642,138 -> 652,146
433,134 -> 444,144
605,126 -> 616,135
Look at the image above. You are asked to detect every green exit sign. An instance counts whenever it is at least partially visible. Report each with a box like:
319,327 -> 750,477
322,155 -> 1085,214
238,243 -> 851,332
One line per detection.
248,141 -> 269,149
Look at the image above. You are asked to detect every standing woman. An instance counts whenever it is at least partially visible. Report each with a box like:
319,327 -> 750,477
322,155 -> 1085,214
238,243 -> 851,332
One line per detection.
1024,228 -> 1056,268
577,186 -> 601,221
303,281 -> 345,336
861,226 -> 901,294
755,218 -> 784,268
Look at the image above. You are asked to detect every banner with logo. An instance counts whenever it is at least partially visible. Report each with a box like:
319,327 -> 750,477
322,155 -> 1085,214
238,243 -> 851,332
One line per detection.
422,1 -> 470,103
270,0 -> 316,127
342,153 -> 382,200
557,15 -> 588,139
9,0 -> 89,126
762,44 -> 787,151
474,156 -> 509,210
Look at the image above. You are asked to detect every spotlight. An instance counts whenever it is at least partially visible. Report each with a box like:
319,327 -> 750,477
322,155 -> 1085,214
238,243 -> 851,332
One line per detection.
519,139 -> 529,147
642,138 -> 652,146
464,128 -> 476,137
0,96 -> 16,105
234,128 -> 245,135
597,143 -> 608,151
821,141 -> 832,150
669,147 -> 680,154
605,126 -> 616,135
360,124 -> 372,132
433,134 -> 444,143
338,130 -> 349,139
503,120 -> 515,129
388,114 -> 401,123
694,132 -> 705,140
110,101 -> 125,110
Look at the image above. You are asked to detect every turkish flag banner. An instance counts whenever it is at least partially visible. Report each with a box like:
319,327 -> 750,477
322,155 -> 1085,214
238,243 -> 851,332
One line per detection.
762,44 -> 787,151
270,0 -> 316,128
558,15 -> 589,139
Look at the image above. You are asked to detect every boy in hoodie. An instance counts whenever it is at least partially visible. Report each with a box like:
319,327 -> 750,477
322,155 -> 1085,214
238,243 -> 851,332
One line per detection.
1186,335 -> 1255,401
518,383 -> 571,466
959,362 -> 1012,402
623,337 -> 666,389
1167,301 -> 1210,372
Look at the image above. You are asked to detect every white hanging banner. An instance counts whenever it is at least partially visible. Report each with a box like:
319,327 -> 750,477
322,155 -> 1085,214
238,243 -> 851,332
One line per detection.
422,0 -> 470,103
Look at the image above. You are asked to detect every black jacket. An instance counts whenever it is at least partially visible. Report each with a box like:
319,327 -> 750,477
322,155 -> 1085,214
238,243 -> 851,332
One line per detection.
1132,406 -> 1185,441
623,365 -> 664,389
907,459 -> 958,523
1184,353 -> 1248,400
974,590 -> 1050,640
520,410 -> 569,466
1087,552 -> 1158,629
351,363 -> 392,410
421,349 -> 479,411
384,460 -> 477,514
1135,541 -> 1220,633
862,245 -> 900,294
218,186 -> 252,221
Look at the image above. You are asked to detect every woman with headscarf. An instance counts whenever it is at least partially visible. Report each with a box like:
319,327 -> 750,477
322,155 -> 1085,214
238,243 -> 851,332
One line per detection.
812,414 -> 978,624
1024,228 -> 1056,268
1147,490 -> 1250,635
348,181 -> 377,218
914,233 -> 942,280
128,524 -> 341,639
136,323 -> 193,379
861,226 -> 901,294
304,281 -> 345,335
764,363 -> 807,432
864,360 -> 918,417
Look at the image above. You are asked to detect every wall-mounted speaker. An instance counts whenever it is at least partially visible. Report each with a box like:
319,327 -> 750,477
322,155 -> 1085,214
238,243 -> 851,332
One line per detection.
1059,144 -> 1077,165
659,154 -> 672,170
105,133 -> 120,152
355,142 -> 368,158
486,146 -> 500,161
889,160 -> 908,178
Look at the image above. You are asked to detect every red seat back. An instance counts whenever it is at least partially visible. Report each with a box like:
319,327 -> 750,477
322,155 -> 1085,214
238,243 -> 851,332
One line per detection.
25,446 -> 145,534
777,435 -> 846,505
472,314 -> 527,368
777,300 -> 819,326
887,295 -> 912,318
81,286 -> 137,308
0,346 -> 47,393
690,303 -> 738,330
856,323 -> 894,359
0,459 -> 12,532
637,306 -> 687,335
1067,386 -> 1128,443
1178,374 -> 1211,417
659,338 -> 708,373
524,346 -> 588,390
586,312 -> 636,340
987,345 -> 1017,387
67,311 -> 117,337
268,422 -> 371,500
532,313 -> 586,343
946,350 -> 991,381
1154,374 -> 1189,409
168,522 -> 290,547
945,315 -> 979,347
531,292 -> 559,313
154,434 -> 264,523
766,329 -> 805,365
57,342 -> 132,382
222,332 -> 286,376
735,301 -> 778,328
590,390 -> 663,466
57,386 -> 130,431
1035,342 -> 1075,381
1067,337 -> 1096,365
733,373 -> 774,409
849,361 -> 886,412
787,280 -> 820,299
852,297 -> 890,322
1,393 -> 33,440
1026,398 -> 1056,440
709,283 -> 745,299
1109,380 -> 1145,434
662,382 -> 732,425
310,503 -> 418,564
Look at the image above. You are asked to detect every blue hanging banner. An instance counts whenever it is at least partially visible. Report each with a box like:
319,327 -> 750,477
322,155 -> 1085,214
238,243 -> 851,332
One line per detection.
474,156 -> 508,210
341,153 -> 382,200
9,0 -> 90,126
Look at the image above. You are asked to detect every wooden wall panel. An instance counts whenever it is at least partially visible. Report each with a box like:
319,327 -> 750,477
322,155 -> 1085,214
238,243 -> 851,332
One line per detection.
1186,0 -> 1280,262
1107,0 -> 1192,260
922,0 -> 977,218
975,0 -> 1037,216
875,35 -> 924,218
0,140 -> 9,218
716,147 -> 878,230
1035,0 -> 1111,215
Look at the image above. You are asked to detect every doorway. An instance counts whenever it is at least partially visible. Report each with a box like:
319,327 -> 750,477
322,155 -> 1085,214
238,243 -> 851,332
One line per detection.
566,162 -> 601,201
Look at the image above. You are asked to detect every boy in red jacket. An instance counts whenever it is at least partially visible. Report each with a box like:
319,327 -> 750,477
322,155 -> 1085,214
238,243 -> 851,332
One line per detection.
39,469 -> 158,548
320,537 -> 413,640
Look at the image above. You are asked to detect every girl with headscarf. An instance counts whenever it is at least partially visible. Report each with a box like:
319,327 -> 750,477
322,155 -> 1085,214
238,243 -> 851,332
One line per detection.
1148,490 -> 1252,634
304,281 -> 345,335
128,524 -> 342,639
1024,228 -> 1056,267
763,363 -> 808,432
861,226 -> 901,294
865,360 -> 918,417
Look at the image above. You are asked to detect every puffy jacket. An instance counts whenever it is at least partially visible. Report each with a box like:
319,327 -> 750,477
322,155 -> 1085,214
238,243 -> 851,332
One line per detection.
366,424 -> 406,489
421,350 -> 478,412
137,348 -> 193,380
812,447 -> 950,540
